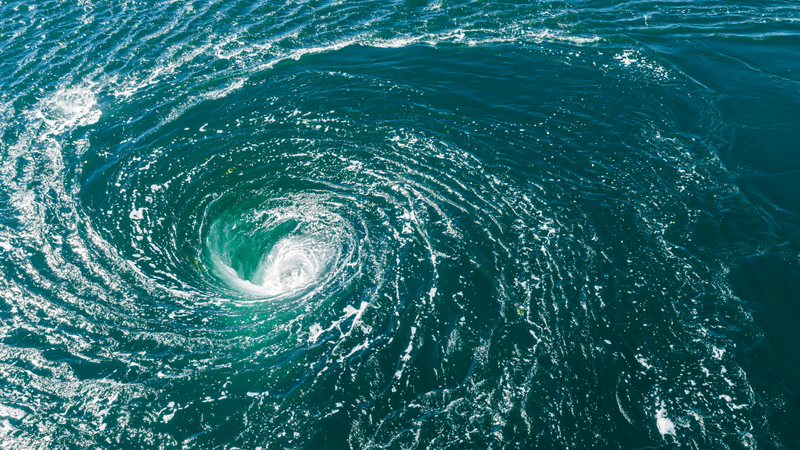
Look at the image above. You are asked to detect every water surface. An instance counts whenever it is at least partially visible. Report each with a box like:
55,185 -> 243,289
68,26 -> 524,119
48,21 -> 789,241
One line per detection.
1,1 -> 800,448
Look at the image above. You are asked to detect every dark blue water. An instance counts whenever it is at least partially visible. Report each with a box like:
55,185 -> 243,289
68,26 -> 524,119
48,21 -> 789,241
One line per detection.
1,1 -> 800,448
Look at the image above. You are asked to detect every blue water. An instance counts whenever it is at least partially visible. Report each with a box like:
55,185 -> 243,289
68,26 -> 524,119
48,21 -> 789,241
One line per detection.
1,1 -> 800,448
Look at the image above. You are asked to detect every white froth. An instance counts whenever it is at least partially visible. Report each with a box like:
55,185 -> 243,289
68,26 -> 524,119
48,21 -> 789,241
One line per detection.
656,403 -> 676,436
40,86 -> 101,135
129,207 -> 146,220
308,324 -> 323,343
0,404 -> 25,420
257,235 -> 333,296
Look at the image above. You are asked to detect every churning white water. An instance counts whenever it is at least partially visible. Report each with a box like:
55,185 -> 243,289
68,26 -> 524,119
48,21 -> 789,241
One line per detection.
204,195 -> 349,300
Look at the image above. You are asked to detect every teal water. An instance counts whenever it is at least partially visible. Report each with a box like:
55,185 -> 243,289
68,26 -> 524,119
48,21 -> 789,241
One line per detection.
2,1 -> 800,448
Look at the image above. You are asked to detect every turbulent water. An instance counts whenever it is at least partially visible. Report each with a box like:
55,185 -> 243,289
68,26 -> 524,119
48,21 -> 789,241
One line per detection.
1,1 -> 800,448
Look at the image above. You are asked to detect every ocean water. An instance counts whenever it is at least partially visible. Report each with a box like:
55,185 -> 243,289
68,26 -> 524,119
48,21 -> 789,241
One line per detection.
1,1 -> 800,448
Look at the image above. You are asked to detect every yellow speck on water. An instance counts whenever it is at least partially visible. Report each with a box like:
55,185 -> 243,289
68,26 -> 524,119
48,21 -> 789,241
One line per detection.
225,167 -> 237,175
518,308 -> 525,316
191,258 -> 201,271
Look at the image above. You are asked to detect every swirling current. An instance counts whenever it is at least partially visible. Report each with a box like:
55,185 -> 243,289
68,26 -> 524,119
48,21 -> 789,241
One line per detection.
2,1 -> 800,448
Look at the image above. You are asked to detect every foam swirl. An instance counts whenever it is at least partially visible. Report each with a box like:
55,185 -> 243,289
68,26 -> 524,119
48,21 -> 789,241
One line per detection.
204,194 -> 350,299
